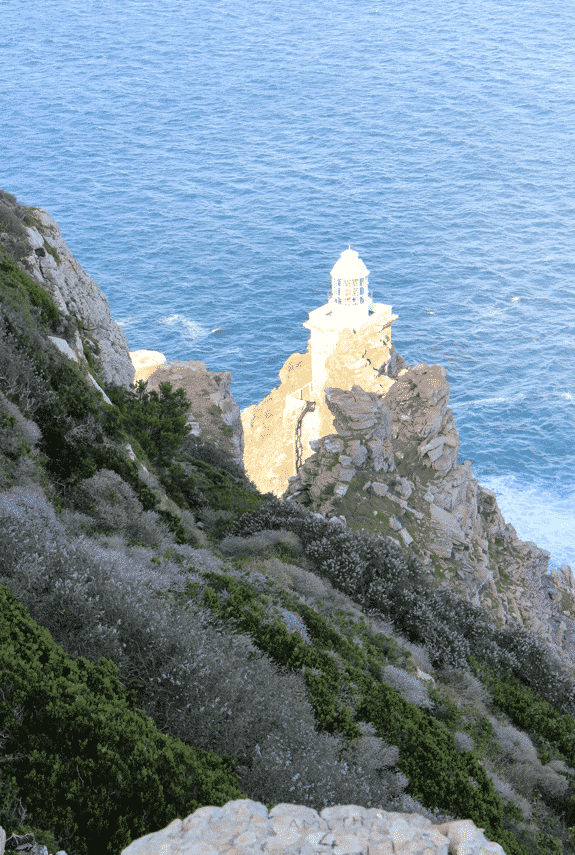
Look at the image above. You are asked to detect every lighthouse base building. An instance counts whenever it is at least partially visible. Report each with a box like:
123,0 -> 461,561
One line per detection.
241,248 -> 399,498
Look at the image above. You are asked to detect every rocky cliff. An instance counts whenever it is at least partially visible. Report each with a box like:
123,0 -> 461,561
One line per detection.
240,336 -> 404,498
0,191 -> 244,466
131,355 -> 245,467
3,187 -> 574,679
0,190 -> 135,393
284,362 -> 575,680
3,191 -> 575,854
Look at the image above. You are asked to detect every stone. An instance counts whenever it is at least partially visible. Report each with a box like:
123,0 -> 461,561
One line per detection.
120,799 -> 506,855
339,468 -> 356,483
429,504 -> 466,544
14,203 -> 136,390
345,440 -> 368,466
282,363 -> 575,683
399,528 -> 414,546
309,468 -> 339,501
0,827 -> 67,855
372,482 -> 388,497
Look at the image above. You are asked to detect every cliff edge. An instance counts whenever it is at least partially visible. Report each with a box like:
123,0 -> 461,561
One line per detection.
132,357 -> 245,468
0,190 -> 135,391
284,362 -> 575,678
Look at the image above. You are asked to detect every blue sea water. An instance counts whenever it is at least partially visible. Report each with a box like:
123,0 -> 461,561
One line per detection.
1,0 -> 573,572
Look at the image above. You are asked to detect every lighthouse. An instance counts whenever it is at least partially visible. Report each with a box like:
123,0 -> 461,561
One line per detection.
303,246 -> 397,396
241,246 -> 398,498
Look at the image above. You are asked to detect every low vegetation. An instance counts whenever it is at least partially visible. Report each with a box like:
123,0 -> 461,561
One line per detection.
2,208 -> 575,855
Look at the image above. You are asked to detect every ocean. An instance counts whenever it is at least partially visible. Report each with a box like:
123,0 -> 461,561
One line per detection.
1,0 -> 573,572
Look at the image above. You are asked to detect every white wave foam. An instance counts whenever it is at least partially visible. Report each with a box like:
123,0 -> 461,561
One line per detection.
478,473 -> 575,574
158,314 -> 211,343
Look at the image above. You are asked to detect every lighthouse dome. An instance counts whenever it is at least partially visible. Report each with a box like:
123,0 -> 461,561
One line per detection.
330,248 -> 369,280
329,247 -> 370,306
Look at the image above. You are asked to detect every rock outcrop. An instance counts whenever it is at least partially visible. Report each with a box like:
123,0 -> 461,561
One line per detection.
0,828 -> 65,855
121,798 -> 506,855
133,358 -> 245,467
241,342 -> 408,499
284,363 -> 575,681
0,192 -> 135,391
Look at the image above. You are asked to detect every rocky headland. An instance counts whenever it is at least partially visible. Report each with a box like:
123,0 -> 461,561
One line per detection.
3,182 -> 575,692
283,362 -> 575,682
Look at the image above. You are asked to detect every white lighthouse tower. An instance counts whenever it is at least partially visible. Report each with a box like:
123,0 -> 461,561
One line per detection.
241,245 -> 398,498
303,246 -> 397,396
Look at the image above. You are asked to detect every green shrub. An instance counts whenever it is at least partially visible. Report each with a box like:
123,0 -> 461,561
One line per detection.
0,583 -> 250,855
44,242 -> 61,264
103,380 -> 191,467
0,249 -> 60,329
157,458 -> 264,523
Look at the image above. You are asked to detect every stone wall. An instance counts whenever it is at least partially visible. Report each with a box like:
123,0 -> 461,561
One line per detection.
120,799 -> 507,855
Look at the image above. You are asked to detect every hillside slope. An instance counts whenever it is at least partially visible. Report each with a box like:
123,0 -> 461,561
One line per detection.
2,189 -> 575,855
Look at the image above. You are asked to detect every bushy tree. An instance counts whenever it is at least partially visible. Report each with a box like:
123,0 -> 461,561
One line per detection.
103,380 -> 191,467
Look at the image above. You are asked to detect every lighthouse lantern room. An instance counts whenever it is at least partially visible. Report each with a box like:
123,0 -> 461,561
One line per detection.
329,246 -> 370,306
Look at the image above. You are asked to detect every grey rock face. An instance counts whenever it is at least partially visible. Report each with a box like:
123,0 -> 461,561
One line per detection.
284,363 -> 575,682
384,363 -> 459,475
325,385 -> 395,474
13,202 -> 135,390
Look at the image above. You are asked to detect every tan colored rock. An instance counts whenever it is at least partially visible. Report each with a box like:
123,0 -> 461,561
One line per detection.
130,350 -> 167,383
